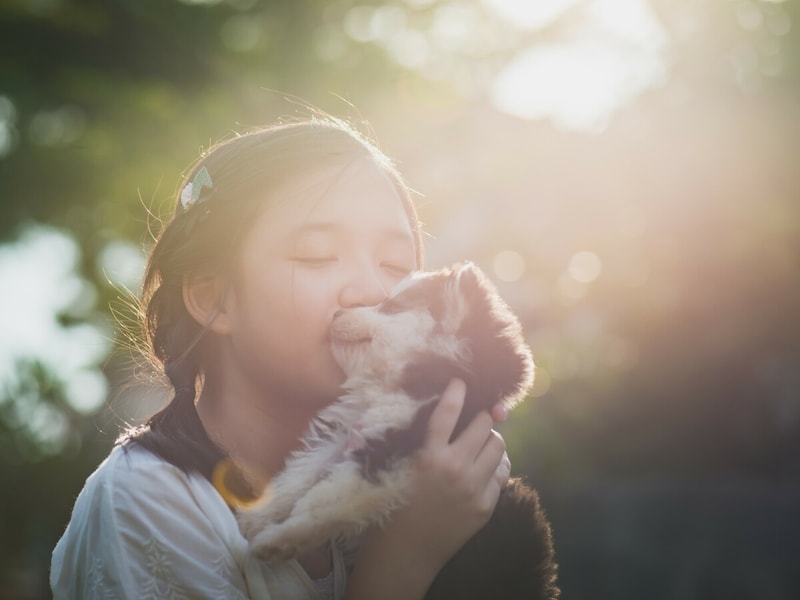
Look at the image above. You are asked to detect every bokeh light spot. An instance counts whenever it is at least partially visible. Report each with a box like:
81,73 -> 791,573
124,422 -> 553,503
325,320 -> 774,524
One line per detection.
29,105 -> 86,147
765,8 -> 791,36
98,239 -> 146,290
221,14 -> 262,52
568,251 -> 602,283
736,1 -> 763,31
64,369 -> 109,415
530,366 -> 551,398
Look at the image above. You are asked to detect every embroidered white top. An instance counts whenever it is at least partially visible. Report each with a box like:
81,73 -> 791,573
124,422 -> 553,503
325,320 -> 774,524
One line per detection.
50,442 -> 348,599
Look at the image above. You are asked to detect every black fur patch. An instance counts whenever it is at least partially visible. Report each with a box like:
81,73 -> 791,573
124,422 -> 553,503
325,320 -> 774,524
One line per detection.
424,478 -> 560,600
398,351 -> 492,443
399,353 -> 469,403
351,400 -> 438,482
394,265 -> 532,442
449,264 -> 532,431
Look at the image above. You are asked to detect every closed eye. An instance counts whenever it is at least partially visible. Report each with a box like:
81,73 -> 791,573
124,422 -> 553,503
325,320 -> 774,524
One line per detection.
382,263 -> 414,276
291,256 -> 337,266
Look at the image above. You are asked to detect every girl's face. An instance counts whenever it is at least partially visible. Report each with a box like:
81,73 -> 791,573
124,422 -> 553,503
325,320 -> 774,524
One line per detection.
223,156 -> 418,413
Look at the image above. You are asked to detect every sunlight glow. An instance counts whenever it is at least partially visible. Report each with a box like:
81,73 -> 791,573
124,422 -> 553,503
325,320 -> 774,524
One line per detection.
493,249 -> 526,282
568,251 -> 603,283
489,0 -> 668,131
98,239 -> 146,291
530,366 -> 551,397
483,0 -> 580,30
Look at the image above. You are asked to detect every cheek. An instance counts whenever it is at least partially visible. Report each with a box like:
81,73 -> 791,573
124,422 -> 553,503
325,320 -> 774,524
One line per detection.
232,262 -> 334,346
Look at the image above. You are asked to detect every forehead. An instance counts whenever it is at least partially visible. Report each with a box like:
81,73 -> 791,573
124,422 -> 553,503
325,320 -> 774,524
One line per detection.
256,156 -> 413,244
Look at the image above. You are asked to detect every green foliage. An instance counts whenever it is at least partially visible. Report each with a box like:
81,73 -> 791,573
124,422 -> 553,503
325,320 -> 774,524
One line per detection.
2,0 -> 800,597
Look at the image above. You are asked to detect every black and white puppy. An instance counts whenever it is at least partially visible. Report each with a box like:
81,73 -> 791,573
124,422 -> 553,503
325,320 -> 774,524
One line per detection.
237,261 -> 559,599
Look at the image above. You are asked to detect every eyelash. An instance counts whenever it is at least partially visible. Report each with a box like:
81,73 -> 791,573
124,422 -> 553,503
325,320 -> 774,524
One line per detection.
292,256 -> 337,266
291,257 -> 412,275
382,263 -> 413,275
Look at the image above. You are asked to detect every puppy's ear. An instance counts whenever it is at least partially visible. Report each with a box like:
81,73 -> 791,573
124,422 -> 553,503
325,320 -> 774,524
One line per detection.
455,260 -> 479,284
454,262 -> 535,411
440,261 -> 481,334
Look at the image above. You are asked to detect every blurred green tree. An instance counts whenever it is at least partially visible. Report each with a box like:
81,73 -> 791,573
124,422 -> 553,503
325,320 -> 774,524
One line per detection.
1,1 -> 799,598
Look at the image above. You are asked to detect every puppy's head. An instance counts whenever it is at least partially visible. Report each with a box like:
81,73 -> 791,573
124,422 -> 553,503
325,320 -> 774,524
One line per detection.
330,261 -> 534,423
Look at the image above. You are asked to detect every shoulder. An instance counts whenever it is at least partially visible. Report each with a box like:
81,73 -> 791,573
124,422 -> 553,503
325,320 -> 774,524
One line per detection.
51,441 -> 327,599
60,440 -> 243,544
85,440 -> 187,492
51,441 -> 253,599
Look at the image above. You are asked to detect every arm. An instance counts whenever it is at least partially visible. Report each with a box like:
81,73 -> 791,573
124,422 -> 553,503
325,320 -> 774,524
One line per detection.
344,378 -> 511,600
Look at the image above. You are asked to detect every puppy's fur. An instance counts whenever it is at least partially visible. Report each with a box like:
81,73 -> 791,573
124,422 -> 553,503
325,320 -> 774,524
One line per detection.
236,261 -> 559,599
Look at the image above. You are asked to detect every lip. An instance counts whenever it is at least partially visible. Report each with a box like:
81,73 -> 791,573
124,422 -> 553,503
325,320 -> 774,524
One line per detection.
331,335 -> 372,345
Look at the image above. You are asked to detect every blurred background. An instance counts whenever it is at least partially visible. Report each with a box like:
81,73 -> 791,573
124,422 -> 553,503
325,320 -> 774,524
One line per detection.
1,0 -> 799,598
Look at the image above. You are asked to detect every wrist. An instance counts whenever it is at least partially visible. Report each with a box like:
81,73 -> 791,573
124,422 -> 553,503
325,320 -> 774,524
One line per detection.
343,526 -> 442,600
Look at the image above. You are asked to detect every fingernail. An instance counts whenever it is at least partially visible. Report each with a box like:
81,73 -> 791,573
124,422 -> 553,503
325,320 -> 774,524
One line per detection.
497,456 -> 511,480
497,404 -> 508,421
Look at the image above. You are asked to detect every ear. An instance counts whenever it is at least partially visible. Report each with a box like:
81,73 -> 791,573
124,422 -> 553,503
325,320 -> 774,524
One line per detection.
182,271 -> 232,335
455,260 -> 481,292
449,261 -> 535,410
440,261 -> 481,334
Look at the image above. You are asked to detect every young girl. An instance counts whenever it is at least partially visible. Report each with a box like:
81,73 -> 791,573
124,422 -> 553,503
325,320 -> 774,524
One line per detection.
50,117 -> 512,599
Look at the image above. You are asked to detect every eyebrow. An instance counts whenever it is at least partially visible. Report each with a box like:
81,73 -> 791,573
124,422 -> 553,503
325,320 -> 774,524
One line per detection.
287,220 -> 414,243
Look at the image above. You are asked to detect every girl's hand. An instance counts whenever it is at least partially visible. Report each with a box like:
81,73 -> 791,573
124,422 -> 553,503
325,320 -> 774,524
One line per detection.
345,377 -> 510,600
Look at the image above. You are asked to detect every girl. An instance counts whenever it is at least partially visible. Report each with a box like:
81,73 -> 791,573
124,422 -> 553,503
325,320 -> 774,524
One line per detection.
50,117 -> 512,599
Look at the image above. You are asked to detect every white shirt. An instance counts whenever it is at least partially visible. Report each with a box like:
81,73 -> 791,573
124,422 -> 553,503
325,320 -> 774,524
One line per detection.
50,442 -> 348,599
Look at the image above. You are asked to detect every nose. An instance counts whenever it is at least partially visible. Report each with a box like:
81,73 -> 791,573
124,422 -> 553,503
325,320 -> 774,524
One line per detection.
338,264 -> 389,309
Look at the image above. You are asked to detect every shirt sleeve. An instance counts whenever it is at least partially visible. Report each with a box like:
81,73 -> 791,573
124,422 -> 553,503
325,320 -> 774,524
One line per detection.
50,444 -> 253,600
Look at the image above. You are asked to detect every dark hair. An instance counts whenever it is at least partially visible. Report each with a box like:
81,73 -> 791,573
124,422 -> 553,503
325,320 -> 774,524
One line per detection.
117,117 -> 426,481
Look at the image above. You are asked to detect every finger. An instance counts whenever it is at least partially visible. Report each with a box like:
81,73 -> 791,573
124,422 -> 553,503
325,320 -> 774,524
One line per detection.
493,451 -> 511,489
472,430 -> 507,484
490,401 -> 508,423
479,472 -> 504,519
450,410 -> 495,461
424,377 -> 466,448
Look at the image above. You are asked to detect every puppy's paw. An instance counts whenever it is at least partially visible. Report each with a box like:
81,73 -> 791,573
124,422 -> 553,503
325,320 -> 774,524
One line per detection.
249,526 -> 301,562
236,508 -> 271,542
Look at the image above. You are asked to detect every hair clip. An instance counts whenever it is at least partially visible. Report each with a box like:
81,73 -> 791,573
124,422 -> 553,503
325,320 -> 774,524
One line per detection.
180,166 -> 213,211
